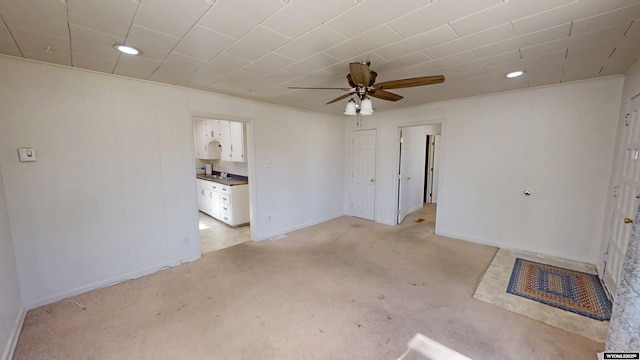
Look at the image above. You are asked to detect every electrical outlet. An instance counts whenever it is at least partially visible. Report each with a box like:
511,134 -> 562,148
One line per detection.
18,148 -> 37,162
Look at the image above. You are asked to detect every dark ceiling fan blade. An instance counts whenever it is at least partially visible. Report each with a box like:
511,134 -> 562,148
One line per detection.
288,86 -> 352,91
347,74 -> 357,88
368,71 -> 377,87
373,75 -> 445,90
368,89 -> 404,102
349,62 -> 371,86
326,92 -> 355,104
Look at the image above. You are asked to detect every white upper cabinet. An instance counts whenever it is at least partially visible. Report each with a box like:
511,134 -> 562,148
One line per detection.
205,120 -> 220,142
229,121 -> 245,162
194,119 -> 245,162
194,120 -> 221,160
217,120 -> 232,160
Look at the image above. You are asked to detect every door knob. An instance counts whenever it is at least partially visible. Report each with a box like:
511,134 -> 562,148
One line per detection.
370,178 -> 375,183
624,217 -> 634,224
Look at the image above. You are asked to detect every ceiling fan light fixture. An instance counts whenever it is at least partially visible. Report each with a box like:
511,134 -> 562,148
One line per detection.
360,97 -> 373,115
344,98 -> 357,115
114,44 -> 142,55
506,70 -> 525,78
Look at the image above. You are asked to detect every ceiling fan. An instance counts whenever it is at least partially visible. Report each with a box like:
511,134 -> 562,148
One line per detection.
288,61 -> 445,115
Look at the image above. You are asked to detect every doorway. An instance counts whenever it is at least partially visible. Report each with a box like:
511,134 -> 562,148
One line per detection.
198,212 -> 250,253
192,116 -> 253,254
397,124 -> 441,224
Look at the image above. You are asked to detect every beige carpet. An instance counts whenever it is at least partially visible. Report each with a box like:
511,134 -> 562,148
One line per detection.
473,248 -> 610,343
14,205 -> 604,360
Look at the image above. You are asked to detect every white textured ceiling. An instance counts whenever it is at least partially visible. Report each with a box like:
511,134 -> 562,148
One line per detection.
1,0 -> 639,114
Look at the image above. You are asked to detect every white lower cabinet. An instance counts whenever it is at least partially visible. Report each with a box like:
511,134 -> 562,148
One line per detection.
197,179 -> 249,226
207,188 -> 220,219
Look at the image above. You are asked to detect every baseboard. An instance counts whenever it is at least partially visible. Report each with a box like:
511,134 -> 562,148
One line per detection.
436,230 -> 502,248
256,212 -> 345,241
435,230 -> 596,265
25,258 -> 185,309
2,306 -> 26,360
407,205 -> 423,214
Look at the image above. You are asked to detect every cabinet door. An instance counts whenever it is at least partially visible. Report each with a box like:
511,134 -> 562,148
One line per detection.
194,121 -> 207,159
217,120 -> 232,160
208,190 -> 221,219
229,121 -> 245,162
205,120 -> 220,142
195,121 -> 221,160
197,187 -> 206,212
201,188 -> 212,216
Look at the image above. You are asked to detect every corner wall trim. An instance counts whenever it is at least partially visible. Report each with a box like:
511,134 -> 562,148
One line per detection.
2,306 -> 26,360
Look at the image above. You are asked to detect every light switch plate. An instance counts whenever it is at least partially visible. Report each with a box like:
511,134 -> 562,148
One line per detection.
18,148 -> 37,162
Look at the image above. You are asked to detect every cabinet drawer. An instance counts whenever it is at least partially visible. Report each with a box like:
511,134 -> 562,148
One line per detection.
201,181 -> 220,192
220,203 -> 232,215
219,193 -> 231,205
220,213 -> 233,225
219,184 -> 230,193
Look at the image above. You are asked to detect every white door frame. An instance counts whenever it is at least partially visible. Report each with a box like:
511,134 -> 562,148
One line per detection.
395,122 -> 444,225
427,135 -> 441,203
190,113 -> 256,250
397,129 -> 409,224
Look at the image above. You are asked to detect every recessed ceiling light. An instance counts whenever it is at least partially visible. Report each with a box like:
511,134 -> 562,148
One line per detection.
113,44 -> 142,56
506,70 -> 525,78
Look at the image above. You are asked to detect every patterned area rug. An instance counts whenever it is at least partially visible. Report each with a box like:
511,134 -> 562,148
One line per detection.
507,258 -> 612,321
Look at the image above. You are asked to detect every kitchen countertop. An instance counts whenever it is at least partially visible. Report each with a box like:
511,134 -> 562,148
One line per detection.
197,174 -> 248,186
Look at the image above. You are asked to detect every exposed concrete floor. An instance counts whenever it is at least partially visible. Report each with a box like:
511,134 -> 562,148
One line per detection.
14,205 -> 604,359
198,211 -> 250,254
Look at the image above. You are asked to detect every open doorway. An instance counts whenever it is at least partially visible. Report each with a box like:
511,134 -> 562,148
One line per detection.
397,124 -> 441,225
192,116 -> 252,254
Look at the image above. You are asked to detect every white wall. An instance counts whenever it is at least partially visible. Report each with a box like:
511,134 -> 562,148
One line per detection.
346,77 -> 624,263
0,56 -> 345,307
0,166 -> 24,360
598,59 -> 640,272
251,104 -> 345,239
0,57 -> 201,307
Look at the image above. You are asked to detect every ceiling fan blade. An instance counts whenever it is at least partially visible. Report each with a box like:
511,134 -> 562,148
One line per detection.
326,92 -> 355,105
368,71 -> 377,87
368,89 -> 404,102
374,75 -> 445,90
347,74 -> 357,88
288,86 -> 352,91
349,62 -> 371,86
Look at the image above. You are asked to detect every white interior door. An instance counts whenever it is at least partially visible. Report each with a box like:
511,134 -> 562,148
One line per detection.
352,129 -> 376,220
398,130 -> 409,224
603,96 -> 640,298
